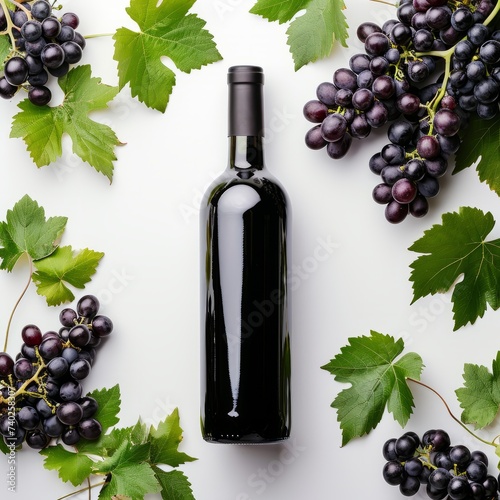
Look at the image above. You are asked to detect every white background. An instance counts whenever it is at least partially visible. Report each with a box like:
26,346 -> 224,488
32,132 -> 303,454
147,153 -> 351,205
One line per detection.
1,0 -> 500,499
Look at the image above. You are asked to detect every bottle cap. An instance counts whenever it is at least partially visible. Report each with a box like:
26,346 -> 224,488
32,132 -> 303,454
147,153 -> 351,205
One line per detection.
227,66 -> 264,85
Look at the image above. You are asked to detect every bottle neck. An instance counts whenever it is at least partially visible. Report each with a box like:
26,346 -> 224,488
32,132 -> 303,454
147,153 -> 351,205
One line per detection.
229,136 -> 264,170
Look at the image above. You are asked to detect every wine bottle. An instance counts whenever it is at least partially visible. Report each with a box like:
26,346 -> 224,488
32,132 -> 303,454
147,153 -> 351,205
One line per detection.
200,66 -> 291,444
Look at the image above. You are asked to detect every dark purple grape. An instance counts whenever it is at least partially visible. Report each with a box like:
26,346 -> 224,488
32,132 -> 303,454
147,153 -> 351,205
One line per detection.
369,153 -> 387,174
373,183 -> 393,204
69,358 -> 91,380
396,93 -> 420,115
381,166 -> 404,185
417,135 -> 441,159
59,380 -> 83,402
474,76 -> 499,104
372,75 -> 396,100
365,101 -> 388,128
448,475 -> 471,499
333,68 -> 358,91
397,3 -> 416,25
78,418 -> 102,440
392,178 -> 417,204
61,347 -> 79,364
326,134 -> 352,159
369,56 -> 390,75
0,77 -> 18,99
39,337 -> 63,360
385,200 -> 408,223
418,175 -> 440,197
357,22 -> 382,43
466,460 -> 488,482
303,100 -> 329,123
388,120 -> 414,145
79,396 -> 99,419
321,113 -> 347,142
390,22 -> 412,44
4,57 -> 29,86
433,108 -> 461,136
61,12 -> 79,29
21,20 -> 43,42
349,53 -> 371,74
21,324 -> 42,347
357,69 -> 374,89
73,32 -> 86,50
0,352 -> 14,377
424,156 -> 448,177
334,88 -> 353,107
13,358 -> 34,380
413,29 -> 434,51
47,356 -> 69,379
31,0 -> 52,20
350,114 -> 371,139
91,315 -> 113,337
77,295 -> 100,319
428,467 -> 451,490
26,429 -> 50,449
59,308 -> 78,327
56,25 -> 75,43
352,88 -> 374,111
404,159 -> 426,180
28,86 -> 51,106
477,102 -> 498,119
305,125 -> 326,150
41,17 -> 61,38
316,82 -> 337,106
17,406 -> 40,430
43,414 -> 65,438
28,70 -> 48,87
365,32 -> 390,56
62,428 -> 80,445
409,195 -> 429,217
56,401 -> 83,425
451,7 -> 474,31
41,43 -> 65,69
61,41 -> 83,64
36,399 -> 53,419
381,143 -> 405,165
425,6 -> 452,30
68,324 -> 91,348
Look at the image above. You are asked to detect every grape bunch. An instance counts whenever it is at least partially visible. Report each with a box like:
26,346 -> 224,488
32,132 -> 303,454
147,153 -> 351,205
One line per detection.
303,0 -> 500,223
0,294 -> 113,449
0,0 -> 85,106
383,429 -> 499,499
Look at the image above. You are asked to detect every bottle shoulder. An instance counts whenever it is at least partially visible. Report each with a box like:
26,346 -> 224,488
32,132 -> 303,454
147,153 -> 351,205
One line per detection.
202,168 -> 290,209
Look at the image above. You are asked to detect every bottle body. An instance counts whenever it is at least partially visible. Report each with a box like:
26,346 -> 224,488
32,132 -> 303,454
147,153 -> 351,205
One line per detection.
200,66 -> 290,443
200,156 -> 291,443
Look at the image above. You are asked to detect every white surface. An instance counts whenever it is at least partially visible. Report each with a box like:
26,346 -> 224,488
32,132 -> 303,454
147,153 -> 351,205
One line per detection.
1,1 -> 500,499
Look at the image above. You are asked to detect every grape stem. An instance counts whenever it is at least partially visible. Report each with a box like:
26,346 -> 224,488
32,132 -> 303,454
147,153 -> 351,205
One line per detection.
0,0 -> 22,51
56,479 -> 106,500
407,378 -> 495,449
3,256 -> 33,352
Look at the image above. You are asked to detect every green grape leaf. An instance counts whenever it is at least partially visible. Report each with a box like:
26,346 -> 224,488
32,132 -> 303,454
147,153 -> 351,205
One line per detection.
321,331 -> 423,446
0,438 -> 9,455
113,0 -> 222,113
0,195 -> 67,271
152,466 -> 196,500
96,442 -> 161,500
149,408 -> 197,467
249,0 -> 313,23
10,65 -> 121,181
409,207 -> 500,330
287,0 -> 349,71
32,245 -> 104,306
455,352 -> 500,429
40,444 -> 94,487
454,113 -> 500,195
0,35 -> 10,72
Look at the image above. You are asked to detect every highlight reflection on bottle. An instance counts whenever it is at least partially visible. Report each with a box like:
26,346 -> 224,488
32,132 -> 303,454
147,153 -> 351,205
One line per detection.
200,66 -> 291,444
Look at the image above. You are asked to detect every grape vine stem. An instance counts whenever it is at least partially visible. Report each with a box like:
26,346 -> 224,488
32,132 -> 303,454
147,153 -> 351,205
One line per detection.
3,256 -> 32,352
56,479 -> 106,500
407,378 -> 495,449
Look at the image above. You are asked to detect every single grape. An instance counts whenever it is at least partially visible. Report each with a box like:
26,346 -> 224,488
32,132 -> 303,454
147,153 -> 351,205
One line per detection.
59,308 -> 78,327
321,113 -> 348,142
404,159 -> 426,181
466,460 -> 488,482
417,135 -> 441,159
91,315 -> 114,337
4,57 -> 29,86
305,125 -> 327,150
41,43 -> 65,69
357,21 -> 382,43
350,114 -> 371,139
385,200 -> 408,223
479,39 -> 500,65
28,85 -> 52,106
17,406 -> 40,431
447,475 -> 471,499
69,358 -> 91,380
62,428 -> 80,445
68,324 -> 91,348
0,77 -> 18,99
349,53 -> 371,74
433,108 -> 461,137
365,101 -> 388,128
326,134 -> 352,159
352,88 -> 374,111
56,401 -> 83,426
392,178 -> 417,204
78,418 -> 102,440
365,32 -> 390,56
56,25 -> 75,43
428,468 -> 451,490
409,195 -> 429,218
77,295 -> 100,319
43,415 -> 65,438
21,20 -> 43,42
26,429 -> 50,449
79,396 -> 99,419
61,12 -> 79,29
373,183 -> 393,204
316,82 -> 337,106
449,444 -> 471,468
417,175 -> 440,197
383,460 -> 406,485
59,380 -> 83,402
39,337 -> 63,360
31,0 -> 52,20
13,358 -> 34,380
399,475 -> 420,496
41,17 -> 61,38
303,100 -> 329,123
47,356 -> 69,379
0,352 -> 14,378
